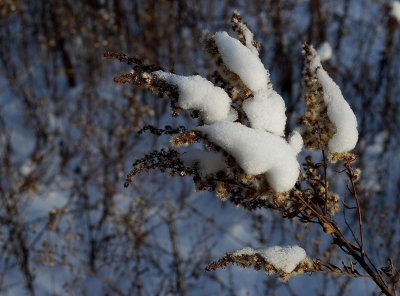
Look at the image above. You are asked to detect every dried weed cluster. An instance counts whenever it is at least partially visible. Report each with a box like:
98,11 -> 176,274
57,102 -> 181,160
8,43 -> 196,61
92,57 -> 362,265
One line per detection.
300,44 -> 337,151
107,12 -> 343,216
107,12 -> 398,296
206,250 -> 313,282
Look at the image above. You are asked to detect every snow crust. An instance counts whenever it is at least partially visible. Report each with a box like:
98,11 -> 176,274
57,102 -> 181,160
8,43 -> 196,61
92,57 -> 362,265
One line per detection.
196,122 -> 300,192
154,71 -> 237,123
317,42 -> 332,62
391,1 -> 400,22
214,31 -> 269,93
242,91 -> 286,136
310,48 -> 358,153
181,150 -> 227,177
233,245 -> 307,273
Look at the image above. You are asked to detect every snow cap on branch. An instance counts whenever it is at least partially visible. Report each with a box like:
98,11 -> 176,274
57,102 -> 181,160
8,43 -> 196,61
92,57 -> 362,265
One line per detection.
243,91 -> 287,136
213,30 -> 287,136
196,122 -> 300,192
207,245 -> 312,281
302,44 -> 358,154
233,245 -> 308,274
154,71 -> 237,124
214,31 -> 269,93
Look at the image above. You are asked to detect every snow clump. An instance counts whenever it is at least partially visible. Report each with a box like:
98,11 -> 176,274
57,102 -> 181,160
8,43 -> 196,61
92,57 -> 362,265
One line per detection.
309,47 -> 358,153
214,31 -> 287,136
214,31 -> 269,93
197,122 -> 300,192
233,245 -> 307,274
154,71 -> 237,124
242,90 -> 287,136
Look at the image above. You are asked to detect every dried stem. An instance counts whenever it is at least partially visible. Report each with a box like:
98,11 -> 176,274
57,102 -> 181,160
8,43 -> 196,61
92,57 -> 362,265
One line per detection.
345,162 -> 365,256
296,159 -> 393,295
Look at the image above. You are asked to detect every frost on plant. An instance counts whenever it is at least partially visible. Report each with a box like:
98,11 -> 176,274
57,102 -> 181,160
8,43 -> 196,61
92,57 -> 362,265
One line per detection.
213,31 -> 270,94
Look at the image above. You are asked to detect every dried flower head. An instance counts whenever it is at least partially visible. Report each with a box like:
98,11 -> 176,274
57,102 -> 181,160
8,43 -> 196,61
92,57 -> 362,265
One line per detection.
206,246 -> 314,282
300,43 -> 336,151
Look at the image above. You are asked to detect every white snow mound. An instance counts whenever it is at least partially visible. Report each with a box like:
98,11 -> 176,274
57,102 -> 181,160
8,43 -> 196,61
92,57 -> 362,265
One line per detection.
196,122 -> 300,192
309,48 -> 358,153
243,91 -> 286,136
154,71 -> 237,123
233,245 -> 307,273
214,31 -> 269,93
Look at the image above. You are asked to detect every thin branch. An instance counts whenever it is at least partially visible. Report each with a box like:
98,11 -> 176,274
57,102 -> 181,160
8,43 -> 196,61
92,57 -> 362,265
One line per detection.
346,163 -> 365,256
321,149 -> 329,215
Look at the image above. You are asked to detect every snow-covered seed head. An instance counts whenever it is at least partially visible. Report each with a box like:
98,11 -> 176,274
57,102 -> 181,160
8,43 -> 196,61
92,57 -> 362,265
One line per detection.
231,11 -> 260,55
201,31 -> 252,97
300,43 -> 358,158
206,246 -> 313,281
326,193 -> 340,216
